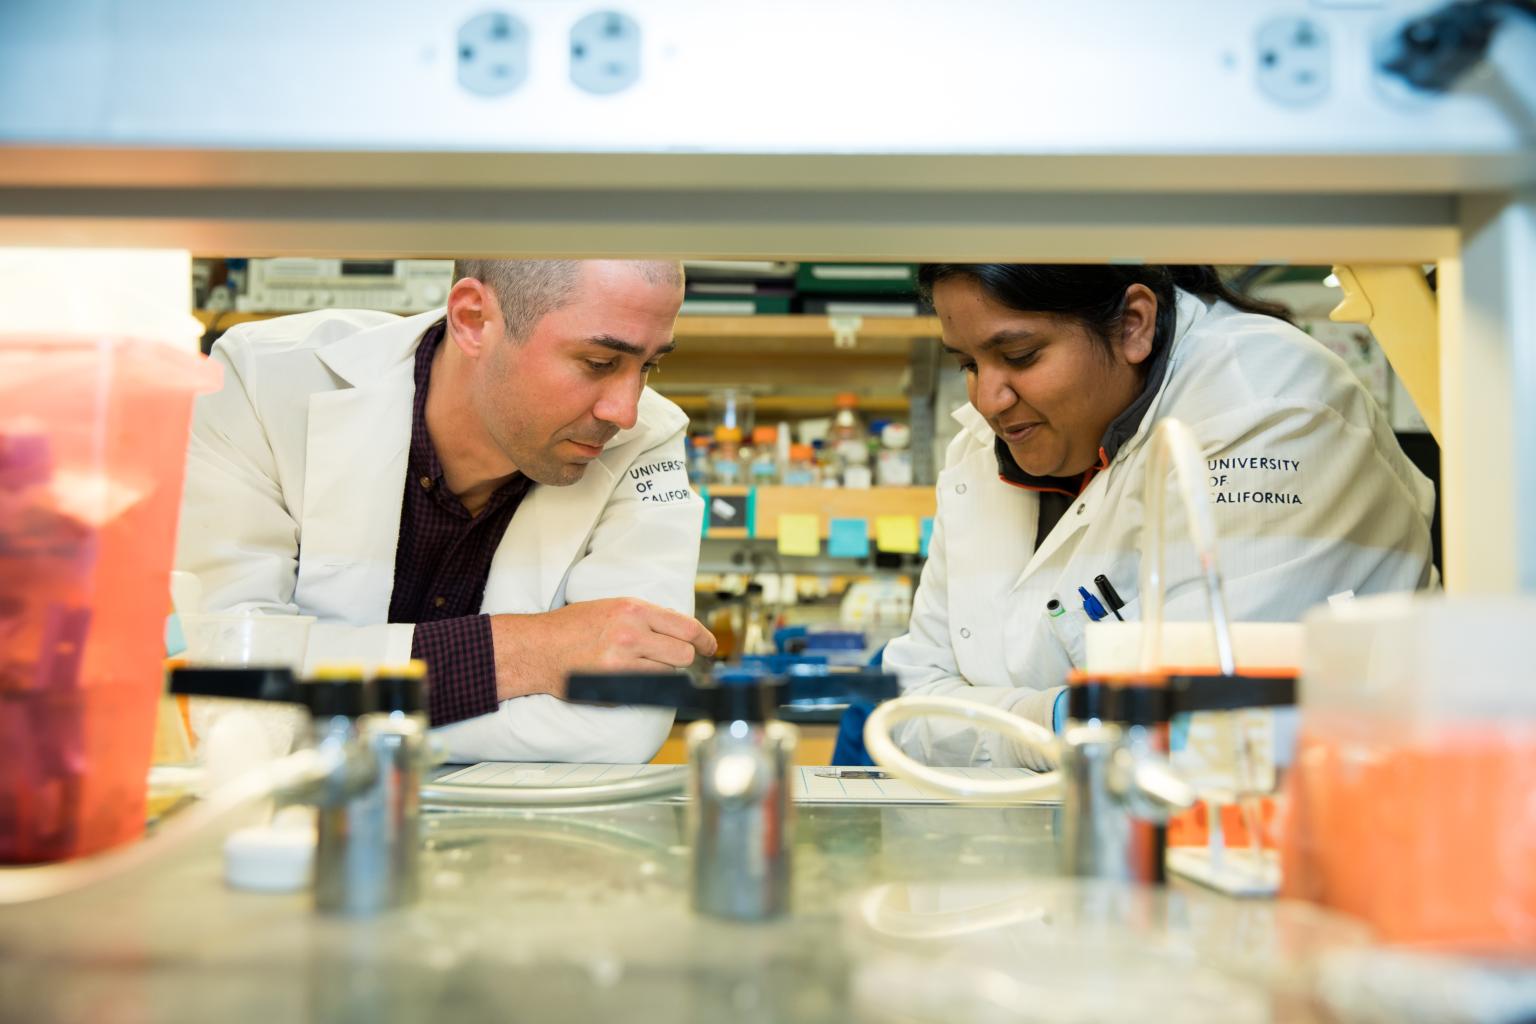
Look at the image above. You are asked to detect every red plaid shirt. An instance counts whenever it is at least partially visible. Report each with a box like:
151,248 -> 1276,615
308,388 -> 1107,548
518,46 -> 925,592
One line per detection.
390,321 -> 533,726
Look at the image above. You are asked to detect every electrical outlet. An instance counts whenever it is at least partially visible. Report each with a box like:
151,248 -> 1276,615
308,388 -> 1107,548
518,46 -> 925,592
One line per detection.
1255,16 -> 1330,106
569,11 -> 641,95
457,11 -> 530,97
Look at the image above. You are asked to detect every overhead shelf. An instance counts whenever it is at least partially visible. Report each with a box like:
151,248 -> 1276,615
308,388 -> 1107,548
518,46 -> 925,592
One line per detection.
663,393 -> 911,415
195,310 -> 941,344
192,310 -> 938,417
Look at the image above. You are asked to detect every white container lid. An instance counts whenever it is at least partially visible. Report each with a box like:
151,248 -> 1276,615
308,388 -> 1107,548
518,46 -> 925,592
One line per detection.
0,247 -> 203,351
1302,593 -> 1536,722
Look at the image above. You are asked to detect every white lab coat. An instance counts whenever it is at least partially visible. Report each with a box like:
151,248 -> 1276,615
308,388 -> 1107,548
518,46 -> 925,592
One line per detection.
176,308 -> 703,764
883,290 -> 1435,768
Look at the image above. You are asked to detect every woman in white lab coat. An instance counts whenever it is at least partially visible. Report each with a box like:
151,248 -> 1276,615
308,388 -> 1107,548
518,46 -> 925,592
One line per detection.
883,265 -> 1435,769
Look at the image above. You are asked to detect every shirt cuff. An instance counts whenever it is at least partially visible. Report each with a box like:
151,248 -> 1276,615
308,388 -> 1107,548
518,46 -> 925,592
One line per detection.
411,615 -> 499,727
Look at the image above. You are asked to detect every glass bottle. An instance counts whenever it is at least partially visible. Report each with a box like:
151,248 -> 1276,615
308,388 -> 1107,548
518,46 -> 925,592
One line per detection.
707,590 -> 741,661
876,422 -> 914,486
783,443 -> 819,487
814,439 -> 839,488
827,392 -> 866,486
841,441 -> 873,489
749,426 -> 779,486
687,434 -> 713,487
711,426 -> 744,486
740,582 -> 774,656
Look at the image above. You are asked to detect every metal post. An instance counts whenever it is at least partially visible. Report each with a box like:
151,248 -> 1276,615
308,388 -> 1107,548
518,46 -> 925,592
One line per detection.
1443,190 -> 1536,592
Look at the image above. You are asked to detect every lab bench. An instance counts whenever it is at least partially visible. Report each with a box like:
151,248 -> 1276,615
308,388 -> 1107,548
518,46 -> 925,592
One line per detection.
0,800 -> 1361,1024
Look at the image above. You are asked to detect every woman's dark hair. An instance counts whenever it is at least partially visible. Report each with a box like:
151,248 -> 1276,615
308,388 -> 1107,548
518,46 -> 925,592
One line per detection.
915,264 -> 1293,359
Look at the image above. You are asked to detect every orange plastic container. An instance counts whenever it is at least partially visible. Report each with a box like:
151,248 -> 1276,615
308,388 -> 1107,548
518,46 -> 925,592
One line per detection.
1282,596 -> 1536,951
0,335 -> 220,863
1281,720 -> 1536,950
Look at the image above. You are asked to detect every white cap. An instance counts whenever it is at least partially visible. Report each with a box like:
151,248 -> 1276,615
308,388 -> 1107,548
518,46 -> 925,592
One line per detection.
0,247 -> 203,351
881,423 -> 911,449
224,819 -> 317,893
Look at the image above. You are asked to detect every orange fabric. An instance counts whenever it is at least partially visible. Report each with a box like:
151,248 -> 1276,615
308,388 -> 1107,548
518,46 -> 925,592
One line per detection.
998,474 -> 1076,498
1079,447 -> 1111,491
997,447 -> 1111,498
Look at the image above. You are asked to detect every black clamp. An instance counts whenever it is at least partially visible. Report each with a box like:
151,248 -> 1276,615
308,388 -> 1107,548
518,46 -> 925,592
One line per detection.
1068,672 -> 1296,726
566,670 -> 898,724
169,667 -> 380,719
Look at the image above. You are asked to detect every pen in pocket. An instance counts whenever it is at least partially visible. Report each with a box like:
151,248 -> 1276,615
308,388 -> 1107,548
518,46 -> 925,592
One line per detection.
1093,574 -> 1127,621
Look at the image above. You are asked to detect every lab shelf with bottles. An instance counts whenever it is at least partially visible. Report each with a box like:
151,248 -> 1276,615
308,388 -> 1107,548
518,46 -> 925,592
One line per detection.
653,315 -> 939,412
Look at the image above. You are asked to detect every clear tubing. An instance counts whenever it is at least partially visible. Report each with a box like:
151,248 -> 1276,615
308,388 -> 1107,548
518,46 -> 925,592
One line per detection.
1137,418 -> 1237,677
1137,418 -> 1262,852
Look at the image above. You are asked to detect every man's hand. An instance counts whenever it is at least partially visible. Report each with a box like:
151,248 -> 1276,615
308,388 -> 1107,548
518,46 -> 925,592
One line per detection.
489,598 -> 717,701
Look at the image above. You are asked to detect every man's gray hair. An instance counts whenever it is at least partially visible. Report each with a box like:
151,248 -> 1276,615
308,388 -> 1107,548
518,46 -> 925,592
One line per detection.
452,259 -> 684,340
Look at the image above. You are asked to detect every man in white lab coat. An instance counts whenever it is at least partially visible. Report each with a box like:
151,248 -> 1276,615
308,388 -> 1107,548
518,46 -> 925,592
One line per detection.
176,259 -> 715,763
883,264 -> 1435,769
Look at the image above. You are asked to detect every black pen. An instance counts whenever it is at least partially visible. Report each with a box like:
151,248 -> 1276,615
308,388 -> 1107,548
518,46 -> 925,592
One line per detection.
1093,574 -> 1126,621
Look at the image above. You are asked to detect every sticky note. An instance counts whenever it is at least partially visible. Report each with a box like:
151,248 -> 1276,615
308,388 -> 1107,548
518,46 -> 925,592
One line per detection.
777,514 -> 822,556
874,515 -> 920,554
920,516 -> 934,557
827,518 -> 870,558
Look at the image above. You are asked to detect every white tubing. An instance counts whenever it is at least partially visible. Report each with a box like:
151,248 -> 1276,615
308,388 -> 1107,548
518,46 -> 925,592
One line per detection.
863,696 -> 1063,800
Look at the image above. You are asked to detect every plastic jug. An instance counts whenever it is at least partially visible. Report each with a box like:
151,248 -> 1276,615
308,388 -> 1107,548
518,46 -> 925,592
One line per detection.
0,326 -> 219,862
1283,595 -> 1536,950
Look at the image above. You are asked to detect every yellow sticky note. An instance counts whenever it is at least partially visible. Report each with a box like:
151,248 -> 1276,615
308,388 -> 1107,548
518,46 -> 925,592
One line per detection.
874,515 -> 921,554
777,514 -> 822,556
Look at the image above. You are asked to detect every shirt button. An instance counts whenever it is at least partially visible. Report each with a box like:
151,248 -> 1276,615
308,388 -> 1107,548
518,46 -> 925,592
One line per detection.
1077,503 -> 1086,515
433,596 -> 446,608
959,627 -> 971,639
956,483 -> 967,495
420,476 -> 434,490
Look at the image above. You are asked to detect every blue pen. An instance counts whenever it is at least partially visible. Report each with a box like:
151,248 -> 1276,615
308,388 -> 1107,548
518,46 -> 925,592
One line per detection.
1077,586 -> 1109,622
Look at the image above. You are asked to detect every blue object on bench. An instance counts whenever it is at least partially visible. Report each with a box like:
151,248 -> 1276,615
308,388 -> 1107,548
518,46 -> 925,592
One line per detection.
829,642 -> 889,766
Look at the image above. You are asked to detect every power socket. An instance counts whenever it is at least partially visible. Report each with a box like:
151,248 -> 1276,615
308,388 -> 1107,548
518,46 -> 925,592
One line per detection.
1255,16 -> 1330,107
569,11 -> 641,95
457,11 -> 530,97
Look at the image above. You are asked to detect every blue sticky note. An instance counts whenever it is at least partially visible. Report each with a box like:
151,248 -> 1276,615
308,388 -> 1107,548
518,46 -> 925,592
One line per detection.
920,517 -> 935,557
827,518 -> 870,558
165,612 -> 186,658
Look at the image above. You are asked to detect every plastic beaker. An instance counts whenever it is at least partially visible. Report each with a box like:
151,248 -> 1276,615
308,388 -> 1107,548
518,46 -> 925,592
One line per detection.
0,335 -> 221,863
178,613 -> 314,761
